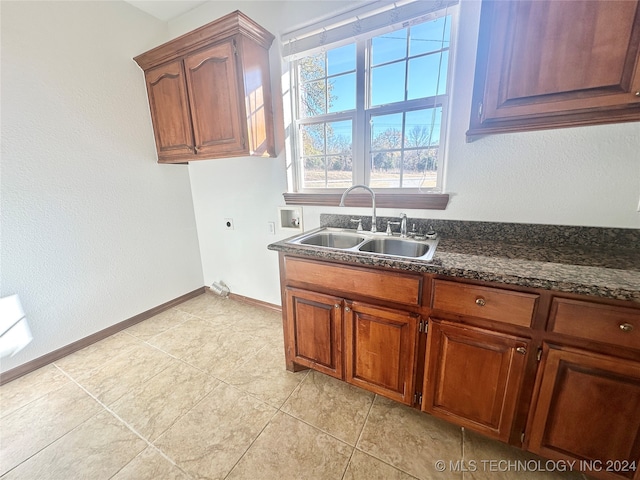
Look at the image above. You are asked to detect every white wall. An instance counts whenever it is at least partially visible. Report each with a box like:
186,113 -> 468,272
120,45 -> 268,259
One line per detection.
1,1 -> 205,373
179,0 -> 639,307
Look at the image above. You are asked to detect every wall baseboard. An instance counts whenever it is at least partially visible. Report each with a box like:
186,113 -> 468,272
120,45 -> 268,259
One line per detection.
0,287 -> 206,386
227,291 -> 282,313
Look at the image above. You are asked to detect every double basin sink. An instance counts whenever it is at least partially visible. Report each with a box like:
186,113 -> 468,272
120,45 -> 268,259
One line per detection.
288,228 -> 438,261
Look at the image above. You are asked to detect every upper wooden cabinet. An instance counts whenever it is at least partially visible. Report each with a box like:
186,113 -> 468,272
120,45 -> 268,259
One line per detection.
467,0 -> 640,137
134,11 -> 276,163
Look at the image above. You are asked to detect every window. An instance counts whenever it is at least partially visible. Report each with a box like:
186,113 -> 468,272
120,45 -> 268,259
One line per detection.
288,4 -> 456,199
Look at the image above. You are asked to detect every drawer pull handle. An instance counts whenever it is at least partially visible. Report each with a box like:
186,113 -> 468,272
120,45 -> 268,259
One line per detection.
516,347 -> 527,355
619,323 -> 634,333
475,297 -> 486,307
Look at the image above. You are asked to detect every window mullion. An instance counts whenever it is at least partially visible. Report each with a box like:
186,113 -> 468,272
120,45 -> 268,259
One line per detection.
353,38 -> 367,187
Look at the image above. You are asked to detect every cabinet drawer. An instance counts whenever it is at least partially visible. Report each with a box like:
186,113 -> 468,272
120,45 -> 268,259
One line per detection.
549,298 -> 640,350
284,257 -> 422,306
432,280 -> 538,328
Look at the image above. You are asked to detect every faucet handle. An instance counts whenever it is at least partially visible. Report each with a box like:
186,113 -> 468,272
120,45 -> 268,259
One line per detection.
350,218 -> 363,231
386,220 -> 400,235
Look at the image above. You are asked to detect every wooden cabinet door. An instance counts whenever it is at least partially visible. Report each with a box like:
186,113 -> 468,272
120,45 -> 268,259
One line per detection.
423,319 -> 530,441
468,0 -> 640,135
344,301 -> 418,404
284,288 -> 343,379
528,345 -> 640,480
183,40 -> 247,157
144,60 -> 194,162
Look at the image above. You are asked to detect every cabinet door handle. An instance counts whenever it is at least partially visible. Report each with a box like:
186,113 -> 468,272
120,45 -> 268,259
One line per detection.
516,347 -> 527,355
344,307 -> 351,312
334,304 -> 340,309
619,323 -> 634,333
475,297 -> 486,307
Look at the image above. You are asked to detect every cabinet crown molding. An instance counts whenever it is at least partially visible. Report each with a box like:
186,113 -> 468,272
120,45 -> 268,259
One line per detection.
134,10 -> 275,70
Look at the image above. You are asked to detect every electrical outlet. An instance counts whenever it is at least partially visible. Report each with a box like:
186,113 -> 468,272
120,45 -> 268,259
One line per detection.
224,218 -> 234,230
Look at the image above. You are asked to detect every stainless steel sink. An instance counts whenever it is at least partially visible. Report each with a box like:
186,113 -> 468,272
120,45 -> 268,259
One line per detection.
287,227 -> 438,261
358,238 -> 429,257
299,231 -> 365,249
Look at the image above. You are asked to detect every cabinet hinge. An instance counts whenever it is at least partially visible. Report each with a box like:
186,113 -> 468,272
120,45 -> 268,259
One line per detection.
520,431 -> 525,443
414,392 -> 422,407
478,102 -> 483,118
536,348 -> 543,362
418,319 -> 428,334
241,135 -> 246,148
232,39 -> 238,56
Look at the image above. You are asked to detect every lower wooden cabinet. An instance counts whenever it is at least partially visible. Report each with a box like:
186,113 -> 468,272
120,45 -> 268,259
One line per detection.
422,319 -> 530,442
344,301 -> 418,405
284,285 -> 420,399
527,344 -> 640,480
284,287 -> 343,379
278,254 -> 640,480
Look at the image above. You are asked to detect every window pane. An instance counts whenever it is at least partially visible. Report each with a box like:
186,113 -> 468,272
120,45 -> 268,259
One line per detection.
370,151 -> 401,188
405,108 -> 442,147
300,120 -> 353,189
371,28 -> 407,65
371,62 -> 406,106
298,53 -> 325,82
303,156 -> 327,188
407,53 -> 446,100
409,16 -> 448,56
301,123 -> 324,156
371,113 -> 403,149
327,156 -> 353,188
300,80 -> 327,117
328,73 -> 356,112
327,43 -> 355,75
326,120 -> 352,154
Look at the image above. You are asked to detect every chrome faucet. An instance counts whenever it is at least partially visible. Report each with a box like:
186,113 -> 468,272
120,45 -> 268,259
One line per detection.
339,185 -> 377,233
399,213 -> 408,238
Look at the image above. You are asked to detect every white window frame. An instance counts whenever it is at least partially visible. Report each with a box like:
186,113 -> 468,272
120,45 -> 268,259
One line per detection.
288,4 -> 458,195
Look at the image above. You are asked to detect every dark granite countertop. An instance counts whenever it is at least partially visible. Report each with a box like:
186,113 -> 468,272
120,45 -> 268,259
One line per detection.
267,215 -> 640,304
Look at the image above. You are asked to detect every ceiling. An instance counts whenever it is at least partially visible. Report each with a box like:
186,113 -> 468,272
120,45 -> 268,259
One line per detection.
125,1 -> 209,22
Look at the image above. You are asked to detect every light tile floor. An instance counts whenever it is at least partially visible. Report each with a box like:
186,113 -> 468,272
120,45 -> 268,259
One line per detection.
0,293 -> 590,479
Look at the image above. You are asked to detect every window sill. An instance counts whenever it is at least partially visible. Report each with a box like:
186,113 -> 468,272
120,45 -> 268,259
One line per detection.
283,192 -> 449,210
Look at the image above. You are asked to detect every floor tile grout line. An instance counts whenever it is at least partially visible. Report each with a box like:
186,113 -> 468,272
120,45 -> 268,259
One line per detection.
55,367 -> 191,476
350,394 -> 450,480
106,445 -> 195,480
126,309 -> 205,344
51,335 -> 143,382
337,390 -> 379,480
354,392 -> 377,448
0,365 -> 72,420
345,393 -> 417,479
222,408 -> 282,480
275,409 -> 359,449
